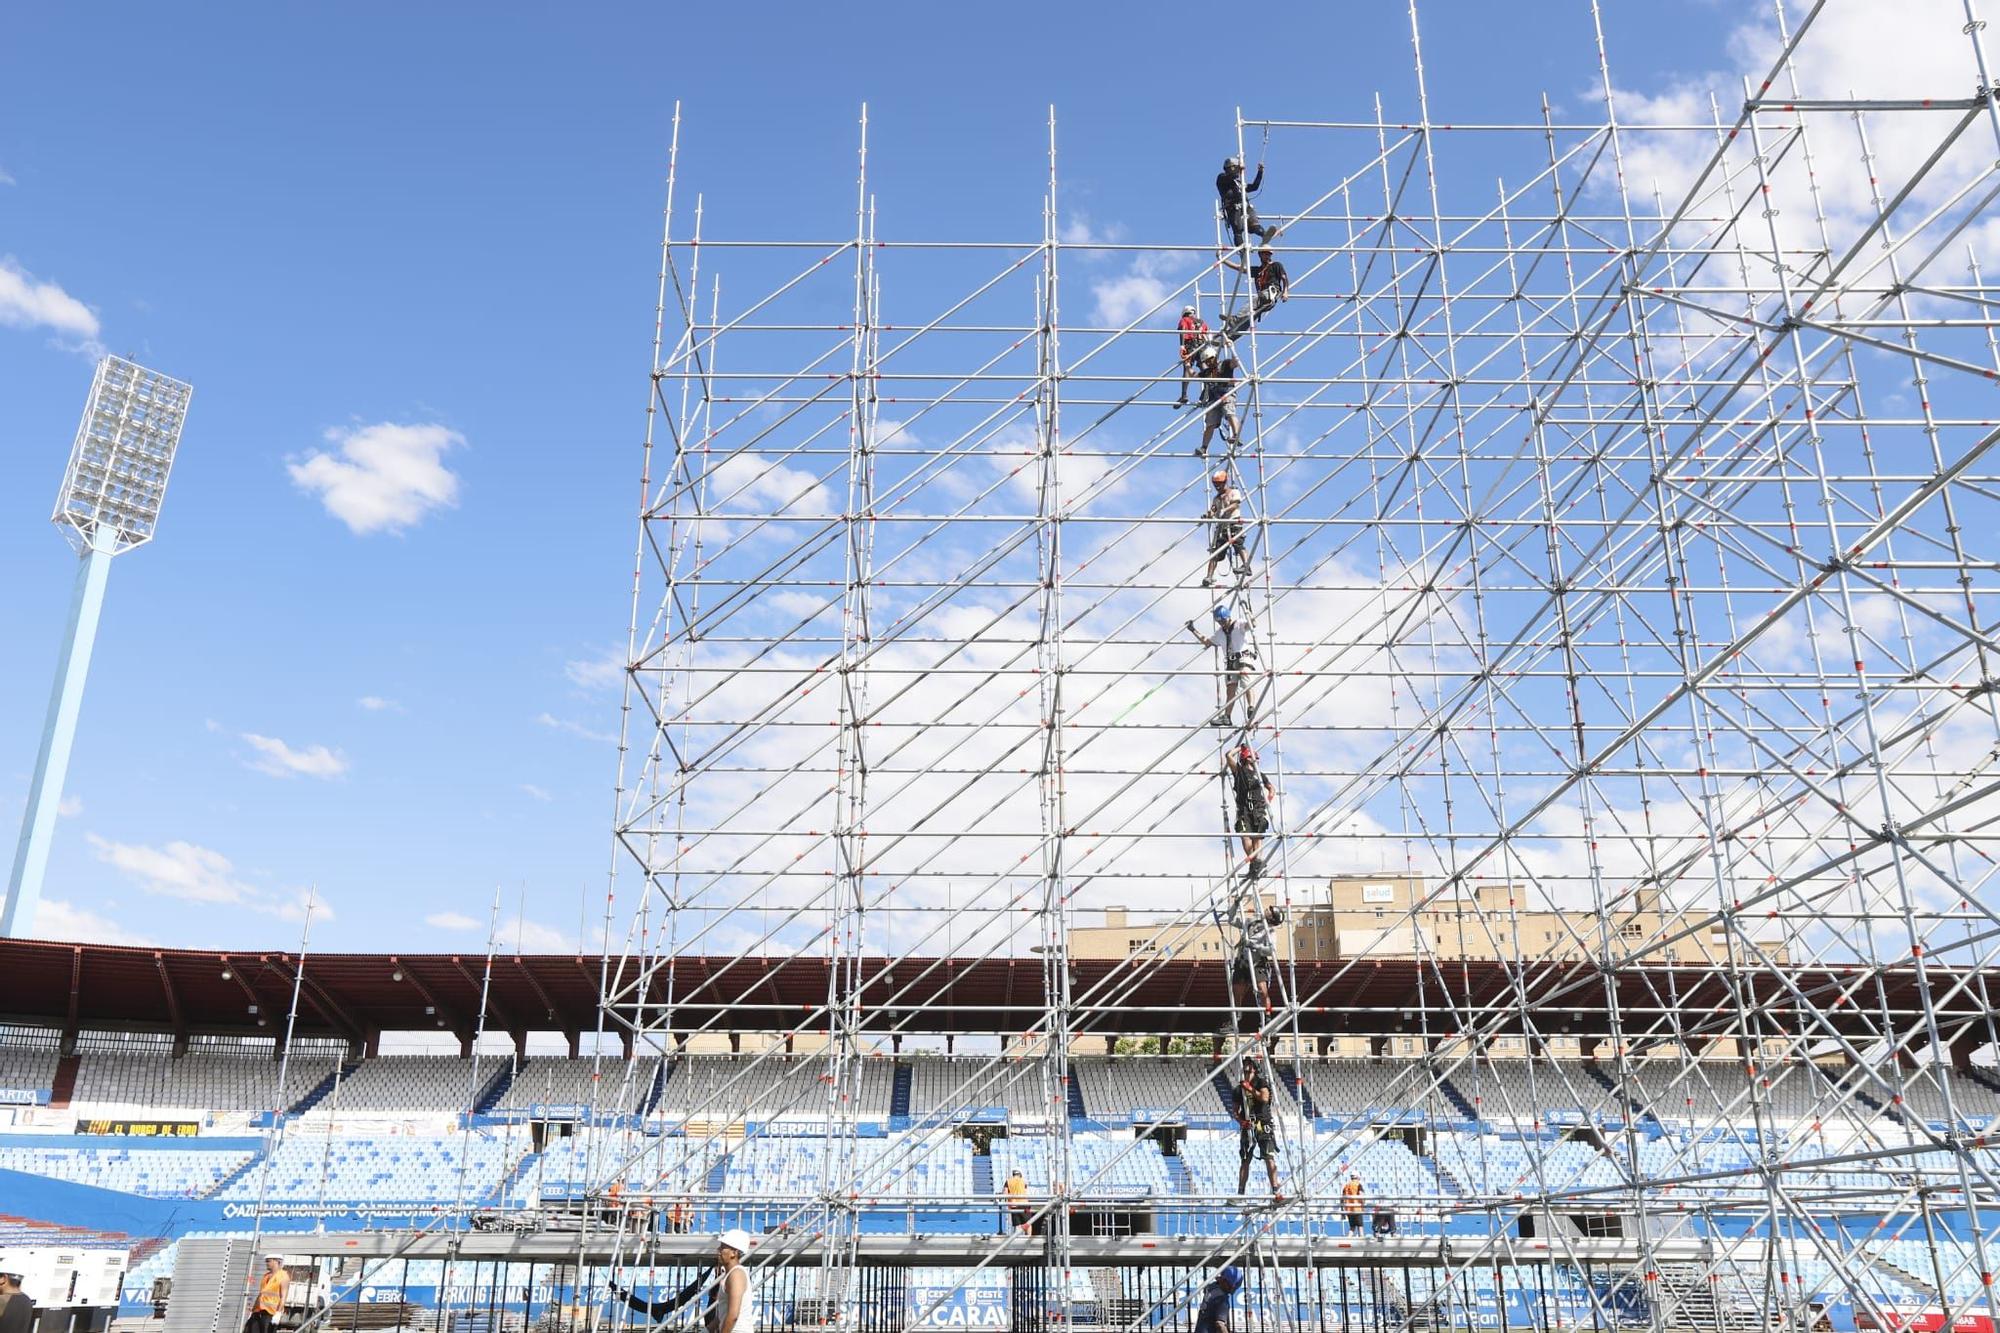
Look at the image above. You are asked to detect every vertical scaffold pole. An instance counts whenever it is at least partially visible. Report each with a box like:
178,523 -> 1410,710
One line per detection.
825,101 -> 879,1328
1035,102 -> 1078,1333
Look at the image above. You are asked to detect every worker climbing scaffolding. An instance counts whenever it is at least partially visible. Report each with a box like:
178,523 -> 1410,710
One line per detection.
1223,743 -> 1274,880
1174,305 -> 1211,408
1234,1057 -> 1284,1202
1202,469 -> 1250,589
1192,340 -> 1241,456
1224,889 -> 1282,1017
1183,128 -> 1304,1240
1221,244 -> 1288,340
1216,155 -> 1272,249
1186,604 -> 1257,727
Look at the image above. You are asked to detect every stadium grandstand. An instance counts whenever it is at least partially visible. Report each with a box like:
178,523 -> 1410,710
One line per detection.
9,4 -> 2000,1333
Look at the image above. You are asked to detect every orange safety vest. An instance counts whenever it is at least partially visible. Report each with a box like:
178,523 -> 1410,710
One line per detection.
1342,1181 -> 1364,1209
257,1270 -> 287,1317
1005,1175 -> 1027,1200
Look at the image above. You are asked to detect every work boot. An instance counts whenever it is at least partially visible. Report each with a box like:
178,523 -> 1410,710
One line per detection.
1246,856 -> 1263,881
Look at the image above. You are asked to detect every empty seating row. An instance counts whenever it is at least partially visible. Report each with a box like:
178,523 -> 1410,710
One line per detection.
217,1133 -> 518,1203
0,1145 -> 252,1198
72,1051 -> 337,1112
0,1044 -> 59,1094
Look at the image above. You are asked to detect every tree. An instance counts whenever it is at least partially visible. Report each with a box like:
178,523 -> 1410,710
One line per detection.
1112,1036 -> 1208,1056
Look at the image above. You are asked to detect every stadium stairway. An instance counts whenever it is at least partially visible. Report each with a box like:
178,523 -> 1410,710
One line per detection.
1964,1065 -> 2000,1099
287,1061 -> 360,1117
473,1060 -> 519,1115
890,1062 -> 913,1120
1582,1061 -> 1660,1128
49,1054 -> 79,1109
1164,1152 -> 1193,1196
971,1154 -> 994,1199
1860,1248 -> 1940,1301
1274,1061 -> 1317,1118
1209,1067 -> 1238,1115
1066,1071 -> 1087,1120
1816,1061 -> 1908,1127
489,1150 -> 544,1205
204,1150 -> 267,1200
641,1058 -> 674,1117
704,1153 -> 732,1194
1435,1073 -> 1479,1121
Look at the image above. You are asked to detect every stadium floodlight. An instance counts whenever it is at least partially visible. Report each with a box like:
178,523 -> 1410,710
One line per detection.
3,357 -> 192,938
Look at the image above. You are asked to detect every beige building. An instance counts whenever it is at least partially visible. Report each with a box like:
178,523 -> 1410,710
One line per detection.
1072,875 -> 1776,968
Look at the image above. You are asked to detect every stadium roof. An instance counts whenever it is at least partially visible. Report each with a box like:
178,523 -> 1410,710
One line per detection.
4,937 -> 1988,1055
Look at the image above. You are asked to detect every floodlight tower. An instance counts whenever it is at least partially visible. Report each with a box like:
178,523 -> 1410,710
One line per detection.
3,357 -> 192,938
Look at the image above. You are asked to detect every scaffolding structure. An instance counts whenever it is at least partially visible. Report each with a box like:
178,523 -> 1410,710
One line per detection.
592,2 -> 2000,1329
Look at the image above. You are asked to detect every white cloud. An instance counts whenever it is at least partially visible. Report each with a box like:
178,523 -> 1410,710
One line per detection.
86,835 -> 256,905
1060,215 -> 1126,258
0,258 -> 99,342
356,695 -> 403,713
0,167 -> 16,187
87,834 -> 332,924
288,422 -> 463,535
1603,0 -> 1994,266
536,712 -> 617,745
57,795 -> 82,819
35,898 -> 150,946
710,452 -> 832,516
520,783 -> 553,802
564,648 -> 626,693
505,916 -> 575,952
240,732 -> 349,780
1092,251 -> 1185,327
426,909 -> 573,952
272,889 -> 333,924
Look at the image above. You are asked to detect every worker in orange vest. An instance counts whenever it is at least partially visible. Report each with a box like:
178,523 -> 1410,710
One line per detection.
245,1257 -> 285,1333
1005,1168 -> 1031,1233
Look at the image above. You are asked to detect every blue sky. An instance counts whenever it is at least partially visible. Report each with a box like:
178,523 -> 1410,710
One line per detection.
0,4 -> 1750,952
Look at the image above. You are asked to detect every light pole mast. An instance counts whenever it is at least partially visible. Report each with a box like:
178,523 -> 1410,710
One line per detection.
3,356 -> 192,938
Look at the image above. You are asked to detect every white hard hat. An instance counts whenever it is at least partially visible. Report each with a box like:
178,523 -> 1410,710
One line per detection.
718,1228 -> 753,1254
1182,304 -> 1196,315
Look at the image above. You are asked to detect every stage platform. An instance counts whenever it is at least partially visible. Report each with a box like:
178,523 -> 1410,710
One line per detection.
305,1228 -> 1711,1270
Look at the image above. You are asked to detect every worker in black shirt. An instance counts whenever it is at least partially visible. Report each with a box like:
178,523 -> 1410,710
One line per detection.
1217,157 -> 1271,249
1225,743 -> 1275,878
1228,898 -> 1283,1018
1235,1061 -> 1283,1199
0,1265 -> 33,1333
1222,247 -> 1289,340
1194,344 -> 1242,457
1194,1266 -> 1243,1333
